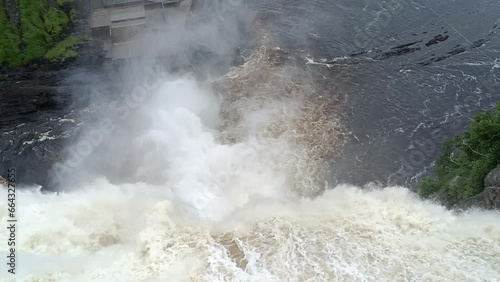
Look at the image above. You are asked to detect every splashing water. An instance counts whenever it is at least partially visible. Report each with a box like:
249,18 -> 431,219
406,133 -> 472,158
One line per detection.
1,56 -> 500,282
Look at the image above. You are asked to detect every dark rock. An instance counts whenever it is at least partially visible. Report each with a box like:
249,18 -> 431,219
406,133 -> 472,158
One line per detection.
0,88 -> 74,187
485,165 -> 500,187
453,187 -> 500,211
447,46 -> 467,56
371,41 -> 423,60
453,193 -> 484,211
453,165 -> 500,210
392,41 -> 422,49
350,50 -> 368,57
484,187 -> 500,210
419,46 -> 466,66
472,38 -> 487,48
374,47 -> 421,60
4,0 -> 20,28
453,166 -> 500,211
425,34 -> 449,46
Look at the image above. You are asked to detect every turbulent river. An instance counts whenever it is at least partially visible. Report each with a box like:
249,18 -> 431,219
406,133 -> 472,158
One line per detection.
1,0 -> 500,281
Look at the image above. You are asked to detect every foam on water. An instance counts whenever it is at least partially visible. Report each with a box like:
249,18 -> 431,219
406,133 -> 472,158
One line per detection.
1,65 -> 500,282
1,182 -> 500,281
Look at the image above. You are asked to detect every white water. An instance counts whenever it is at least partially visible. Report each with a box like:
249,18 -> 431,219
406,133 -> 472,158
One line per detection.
1,76 -> 500,282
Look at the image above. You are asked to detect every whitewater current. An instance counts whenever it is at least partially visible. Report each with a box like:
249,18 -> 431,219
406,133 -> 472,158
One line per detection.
1,48 -> 500,282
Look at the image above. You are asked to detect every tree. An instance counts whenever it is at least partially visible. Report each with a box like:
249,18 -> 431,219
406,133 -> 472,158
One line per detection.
419,104 -> 500,202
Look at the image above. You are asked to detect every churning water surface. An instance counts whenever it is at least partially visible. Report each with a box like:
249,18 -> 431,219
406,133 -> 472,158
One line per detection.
1,0 -> 500,281
2,60 -> 500,281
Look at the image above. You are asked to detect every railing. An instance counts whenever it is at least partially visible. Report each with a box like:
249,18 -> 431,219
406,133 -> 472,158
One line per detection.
103,0 -> 143,7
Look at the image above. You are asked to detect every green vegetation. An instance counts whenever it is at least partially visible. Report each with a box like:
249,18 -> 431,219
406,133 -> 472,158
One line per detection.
45,36 -> 80,62
19,0 -> 52,63
69,9 -> 77,23
45,6 -> 69,37
0,0 -> 79,67
0,0 -> 22,67
56,0 -> 75,6
419,104 -> 500,202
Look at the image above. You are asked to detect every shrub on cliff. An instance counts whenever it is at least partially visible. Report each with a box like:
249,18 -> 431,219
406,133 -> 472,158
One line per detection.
45,36 -> 80,62
19,0 -> 52,63
0,0 -> 77,66
419,104 -> 500,201
45,6 -> 69,38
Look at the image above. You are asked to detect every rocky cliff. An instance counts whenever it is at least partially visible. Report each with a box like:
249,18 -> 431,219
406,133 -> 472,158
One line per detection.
454,165 -> 500,210
4,0 -> 20,27
483,166 -> 500,209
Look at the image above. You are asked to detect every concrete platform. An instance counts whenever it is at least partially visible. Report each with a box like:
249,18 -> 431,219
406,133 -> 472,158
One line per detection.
90,0 -> 192,61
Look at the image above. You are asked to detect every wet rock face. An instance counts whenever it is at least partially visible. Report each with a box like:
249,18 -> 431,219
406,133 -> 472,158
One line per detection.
484,165 -> 500,188
483,187 -> 500,210
0,87 -> 75,188
460,187 -> 500,210
454,165 -> 500,211
3,0 -> 20,28
0,25 -> 107,188
425,34 -> 449,47
483,166 -> 500,210
453,193 -> 484,211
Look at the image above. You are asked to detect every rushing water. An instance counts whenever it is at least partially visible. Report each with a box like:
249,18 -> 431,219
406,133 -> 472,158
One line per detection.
1,0 -> 500,281
255,0 -> 500,186
1,75 -> 499,281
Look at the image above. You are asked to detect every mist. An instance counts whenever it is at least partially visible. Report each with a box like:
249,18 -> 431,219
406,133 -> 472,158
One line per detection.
1,0 -> 499,281
49,0 -> 253,191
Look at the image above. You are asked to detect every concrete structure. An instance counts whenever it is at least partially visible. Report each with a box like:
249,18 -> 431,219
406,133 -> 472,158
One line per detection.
90,0 -> 191,61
